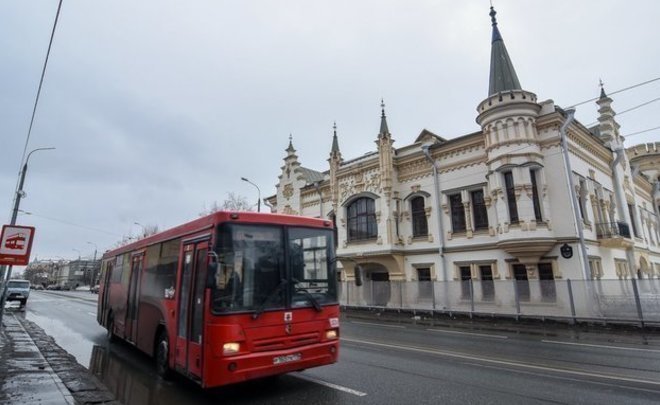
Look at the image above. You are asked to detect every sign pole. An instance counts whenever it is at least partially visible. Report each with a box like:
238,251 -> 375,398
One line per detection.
0,225 -> 36,326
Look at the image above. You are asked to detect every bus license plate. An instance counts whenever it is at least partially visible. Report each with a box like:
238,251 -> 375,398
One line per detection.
273,353 -> 301,365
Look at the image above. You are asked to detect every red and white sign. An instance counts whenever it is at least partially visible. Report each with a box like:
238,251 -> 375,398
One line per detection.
0,225 -> 36,266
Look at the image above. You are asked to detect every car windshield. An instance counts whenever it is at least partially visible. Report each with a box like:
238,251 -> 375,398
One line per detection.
210,223 -> 337,314
8,280 -> 30,289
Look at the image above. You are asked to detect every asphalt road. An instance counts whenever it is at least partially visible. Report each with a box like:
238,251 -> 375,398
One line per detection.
19,290 -> 660,404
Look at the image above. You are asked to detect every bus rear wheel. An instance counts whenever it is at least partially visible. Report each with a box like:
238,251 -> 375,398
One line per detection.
156,331 -> 171,379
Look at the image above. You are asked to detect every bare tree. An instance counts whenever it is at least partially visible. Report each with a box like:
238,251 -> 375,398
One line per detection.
200,193 -> 254,216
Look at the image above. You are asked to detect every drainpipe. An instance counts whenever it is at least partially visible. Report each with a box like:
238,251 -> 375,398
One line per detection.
422,145 -> 449,309
559,109 -> 590,280
313,181 -> 323,218
610,142 -> 637,277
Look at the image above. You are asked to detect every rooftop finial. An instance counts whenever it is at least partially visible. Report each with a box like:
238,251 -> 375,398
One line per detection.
599,78 -> 607,99
379,98 -> 389,135
286,133 -> 295,152
331,122 -> 341,156
490,6 -> 497,26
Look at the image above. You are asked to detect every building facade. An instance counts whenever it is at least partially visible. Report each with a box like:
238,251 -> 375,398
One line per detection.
266,7 -> 660,292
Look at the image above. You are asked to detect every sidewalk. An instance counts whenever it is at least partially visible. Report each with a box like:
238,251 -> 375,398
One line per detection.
0,308 -> 119,405
0,311 -> 75,404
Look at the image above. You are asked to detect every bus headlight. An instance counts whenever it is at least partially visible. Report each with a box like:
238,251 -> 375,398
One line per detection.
325,329 -> 338,340
223,342 -> 240,355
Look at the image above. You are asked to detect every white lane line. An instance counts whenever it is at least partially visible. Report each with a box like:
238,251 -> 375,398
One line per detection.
87,312 -> 96,316
295,374 -> 367,397
342,337 -> 660,387
351,321 -> 405,329
427,328 -> 508,339
542,339 -> 660,353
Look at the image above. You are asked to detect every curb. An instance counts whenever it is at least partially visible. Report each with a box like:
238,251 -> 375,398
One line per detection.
15,316 -> 121,405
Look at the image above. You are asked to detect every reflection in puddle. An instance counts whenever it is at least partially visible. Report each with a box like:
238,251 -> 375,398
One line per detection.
89,343 -> 344,405
25,311 -> 94,366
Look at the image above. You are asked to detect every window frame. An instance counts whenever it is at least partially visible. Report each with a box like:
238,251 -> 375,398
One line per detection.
347,197 -> 378,242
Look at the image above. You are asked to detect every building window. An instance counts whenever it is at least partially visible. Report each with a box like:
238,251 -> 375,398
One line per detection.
512,264 -> 529,302
411,197 -> 428,237
628,204 -> 639,237
347,197 -> 377,241
504,171 -> 519,223
588,257 -> 603,279
471,189 -> 489,230
460,266 -> 471,299
538,263 -> 556,302
450,193 -> 466,232
614,259 -> 629,279
530,170 -> 543,222
578,179 -> 588,223
416,268 -> 432,299
479,265 -> 494,301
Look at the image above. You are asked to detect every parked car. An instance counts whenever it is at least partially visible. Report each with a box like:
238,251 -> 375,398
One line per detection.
6,280 -> 31,307
90,285 -> 100,294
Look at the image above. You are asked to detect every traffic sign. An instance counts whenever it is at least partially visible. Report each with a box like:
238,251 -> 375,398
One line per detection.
0,225 -> 36,266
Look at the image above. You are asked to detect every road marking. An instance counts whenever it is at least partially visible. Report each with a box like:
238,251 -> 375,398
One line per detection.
295,374 -> 367,397
351,321 -> 405,329
542,339 -> 660,353
342,337 -> 660,387
87,312 -> 96,316
427,328 -> 508,339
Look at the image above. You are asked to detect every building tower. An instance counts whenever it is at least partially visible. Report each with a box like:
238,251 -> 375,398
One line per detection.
328,122 -> 343,217
475,7 -> 553,273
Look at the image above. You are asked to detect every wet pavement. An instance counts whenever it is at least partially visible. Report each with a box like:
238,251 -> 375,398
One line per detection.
0,304 -> 117,404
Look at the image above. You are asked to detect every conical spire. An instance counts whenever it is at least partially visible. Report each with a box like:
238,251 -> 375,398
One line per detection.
331,122 -> 340,155
488,6 -> 522,96
379,99 -> 390,135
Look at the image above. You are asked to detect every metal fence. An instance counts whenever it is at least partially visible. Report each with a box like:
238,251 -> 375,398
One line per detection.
339,278 -> 660,326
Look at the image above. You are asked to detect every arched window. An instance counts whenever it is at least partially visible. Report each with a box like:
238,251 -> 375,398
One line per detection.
411,196 -> 428,237
347,197 -> 377,241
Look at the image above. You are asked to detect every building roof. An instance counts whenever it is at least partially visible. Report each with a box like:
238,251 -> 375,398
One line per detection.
298,166 -> 325,184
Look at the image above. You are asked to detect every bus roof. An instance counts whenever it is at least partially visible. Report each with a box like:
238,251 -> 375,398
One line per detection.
102,211 -> 331,259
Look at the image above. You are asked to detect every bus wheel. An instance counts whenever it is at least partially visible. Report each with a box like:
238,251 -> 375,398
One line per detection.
156,331 -> 171,379
107,316 -> 116,343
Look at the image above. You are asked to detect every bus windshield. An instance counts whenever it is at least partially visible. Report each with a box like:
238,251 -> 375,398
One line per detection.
211,223 -> 337,314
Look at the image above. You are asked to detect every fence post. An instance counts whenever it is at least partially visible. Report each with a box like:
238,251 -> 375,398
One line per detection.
513,278 -> 520,321
469,279 -> 474,319
631,278 -> 645,328
567,279 -> 576,325
431,280 -> 437,311
370,280 -> 374,309
346,281 -> 350,307
399,281 -> 404,310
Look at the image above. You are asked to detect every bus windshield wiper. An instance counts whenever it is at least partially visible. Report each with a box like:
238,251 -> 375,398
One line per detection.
252,279 -> 288,320
292,278 -> 322,312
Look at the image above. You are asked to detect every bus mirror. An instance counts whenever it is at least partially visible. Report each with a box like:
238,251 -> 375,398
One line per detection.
354,265 -> 364,287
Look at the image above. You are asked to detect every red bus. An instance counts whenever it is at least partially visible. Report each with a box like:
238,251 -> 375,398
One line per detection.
97,211 -> 340,388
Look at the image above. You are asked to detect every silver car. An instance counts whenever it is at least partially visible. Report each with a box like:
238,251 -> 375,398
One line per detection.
6,280 -> 31,307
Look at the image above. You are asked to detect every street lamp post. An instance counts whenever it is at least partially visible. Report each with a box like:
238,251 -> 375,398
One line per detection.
241,177 -> 261,212
134,222 -> 146,238
87,241 -> 98,285
0,147 -> 55,326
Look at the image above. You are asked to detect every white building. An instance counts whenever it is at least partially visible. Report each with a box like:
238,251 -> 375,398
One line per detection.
266,7 -> 660,295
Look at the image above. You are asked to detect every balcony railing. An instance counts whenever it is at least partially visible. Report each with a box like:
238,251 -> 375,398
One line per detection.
595,221 -> 631,239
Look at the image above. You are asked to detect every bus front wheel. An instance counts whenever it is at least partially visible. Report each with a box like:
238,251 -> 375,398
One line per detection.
106,316 -> 116,343
156,331 -> 172,379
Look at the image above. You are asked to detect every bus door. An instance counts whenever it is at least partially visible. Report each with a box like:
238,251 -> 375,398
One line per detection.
175,241 -> 209,379
125,253 -> 143,343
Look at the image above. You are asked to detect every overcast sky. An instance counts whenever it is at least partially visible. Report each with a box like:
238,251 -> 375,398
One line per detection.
1,1 -> 659,270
